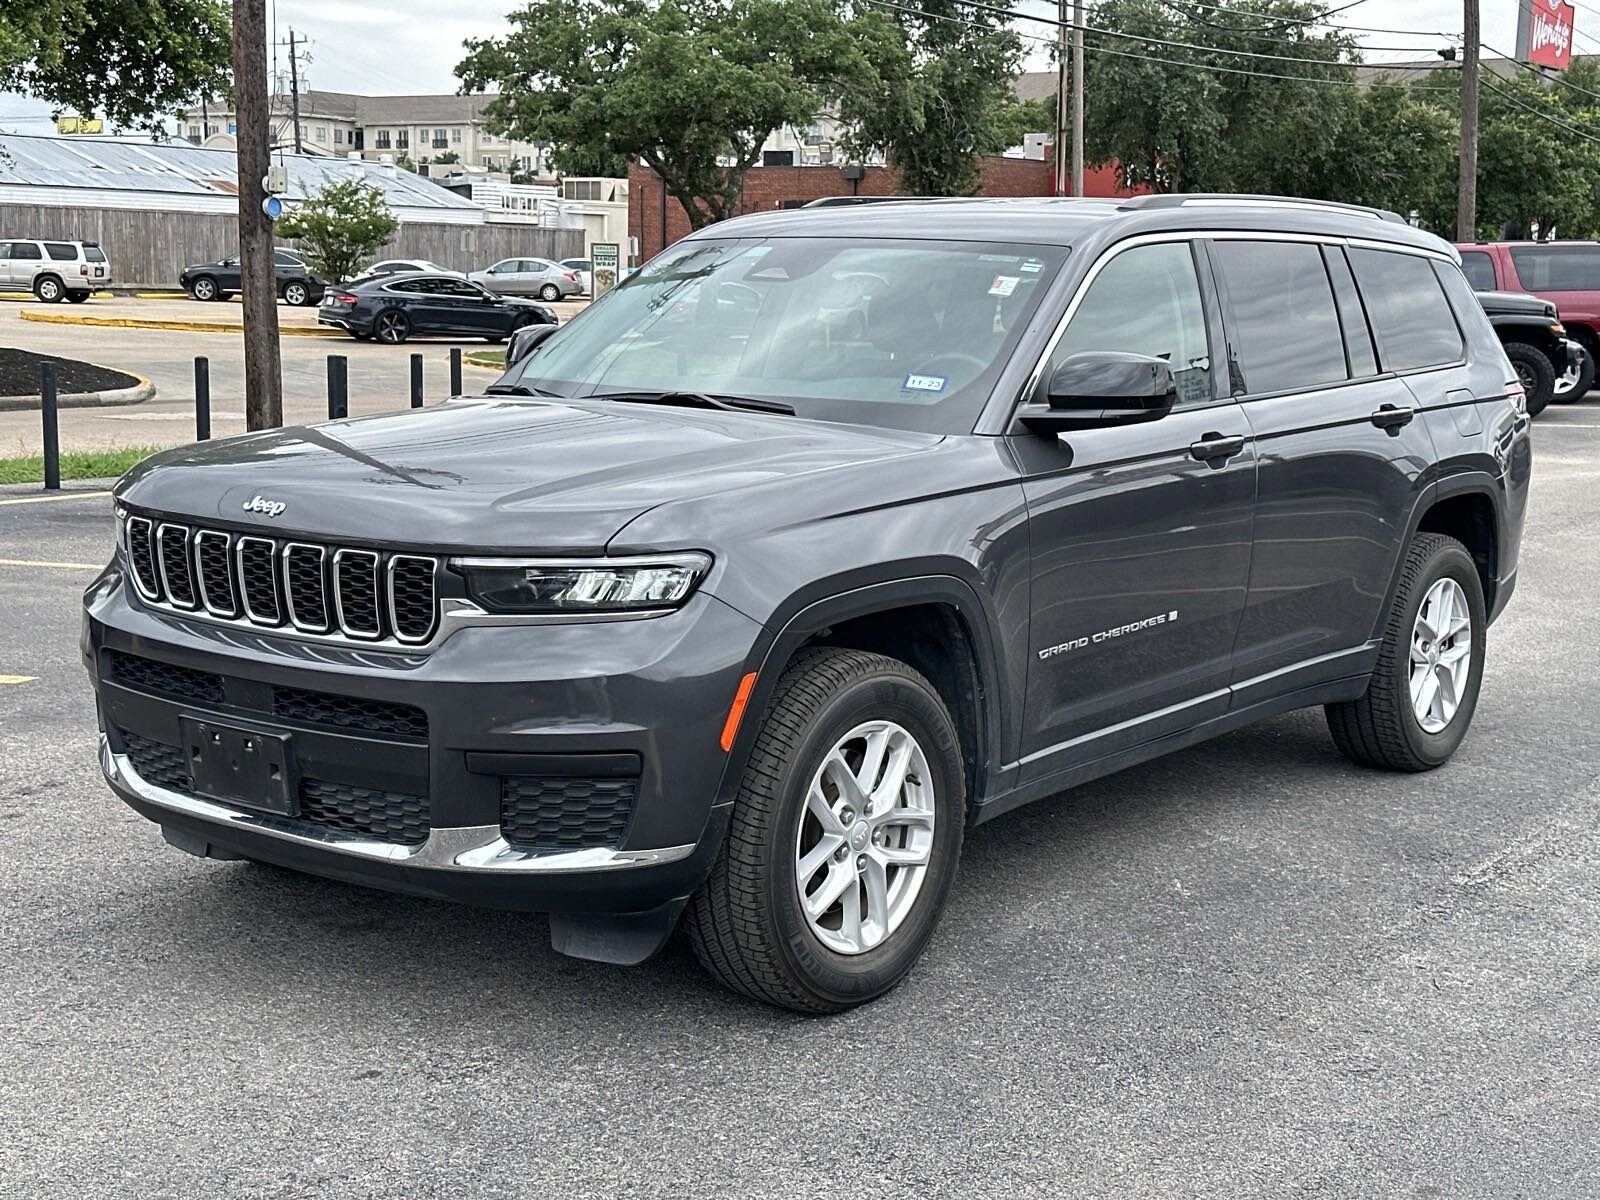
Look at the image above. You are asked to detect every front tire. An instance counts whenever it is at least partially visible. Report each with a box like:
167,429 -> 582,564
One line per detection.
1505,341 -> 1555,417
1326,533 -> 1486,772
190,276 -> 219,302
687,648 -> 965,1013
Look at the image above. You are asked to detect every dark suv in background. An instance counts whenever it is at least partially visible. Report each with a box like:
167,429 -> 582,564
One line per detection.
86,195 -> 1531,1013
180,248 -> 325,306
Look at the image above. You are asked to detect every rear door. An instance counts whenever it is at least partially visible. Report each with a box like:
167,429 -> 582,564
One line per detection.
1218,237 -> 1442,705
1014,237 -> 1257,779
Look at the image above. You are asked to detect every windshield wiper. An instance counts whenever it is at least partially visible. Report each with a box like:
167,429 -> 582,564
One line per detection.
485,382 -> 558,397
593,390 -> 796,415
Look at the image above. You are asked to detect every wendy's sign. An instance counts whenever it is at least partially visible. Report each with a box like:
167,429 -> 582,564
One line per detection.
1517,0 -> 1577,70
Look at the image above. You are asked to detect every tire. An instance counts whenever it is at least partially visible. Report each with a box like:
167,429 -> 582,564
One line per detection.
484,335 -> 506,344
33,275 -> 65,303
190,276 -> 219,302
1554,344 -> 1595,403
350,331 -> 372,342
282,281 -> 311,307
539,283 -> 562,301
66,291 -> 90,304
1326,533 -> 1487,772
686,647 -> 966,1013
1504,341 -> 1555,417
374,310 -> 411,345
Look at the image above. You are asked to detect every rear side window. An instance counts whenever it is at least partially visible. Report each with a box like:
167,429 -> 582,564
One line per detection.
1459,250 -> 1497,291
45,243 -> 77,261
1348,248 -> 1464,372
84,246 -> 106,262
1211,239 -> 1347,395
1508,244 -> 1600,291
10,242 -> 42,260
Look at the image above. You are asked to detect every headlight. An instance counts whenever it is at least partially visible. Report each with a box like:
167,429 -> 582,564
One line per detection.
449,552 -> 712,614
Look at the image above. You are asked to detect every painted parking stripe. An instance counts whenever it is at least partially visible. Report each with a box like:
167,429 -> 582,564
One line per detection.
0,557 -> 104,570
0,491 -> 113,507
0,675 -> 37,685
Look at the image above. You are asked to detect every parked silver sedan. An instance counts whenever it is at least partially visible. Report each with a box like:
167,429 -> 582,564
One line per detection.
469,257 -> 583,301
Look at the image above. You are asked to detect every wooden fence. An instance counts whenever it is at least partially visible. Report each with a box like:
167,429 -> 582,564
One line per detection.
0,203 -> 584,288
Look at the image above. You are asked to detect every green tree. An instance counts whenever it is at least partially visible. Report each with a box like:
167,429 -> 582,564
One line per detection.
1319,78 -> 1457,231
276,178 -> 400,285
1472,69 -> 1600,239
432,151 -> 461,166
457,0 -> 869,229
0,0 -> 230,129
548,143 -> 630,179
838,1 -> 1035,196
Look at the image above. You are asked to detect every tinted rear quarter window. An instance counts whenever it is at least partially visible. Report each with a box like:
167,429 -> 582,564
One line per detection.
1508,244 -> 1600,291
1348,248 -> 1462,371
1459,250 -> 1497,291
1212,239 -> 1348,395
84,246 -> 106,262
45,243 -> 77,261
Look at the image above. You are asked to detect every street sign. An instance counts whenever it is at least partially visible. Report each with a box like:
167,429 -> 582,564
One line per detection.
1517,0 -> 1576,70
262,196 -> 285,220
592,242 -> 621,296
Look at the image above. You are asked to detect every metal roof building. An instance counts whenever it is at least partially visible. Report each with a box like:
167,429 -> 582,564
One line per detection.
0,133 -> 489,225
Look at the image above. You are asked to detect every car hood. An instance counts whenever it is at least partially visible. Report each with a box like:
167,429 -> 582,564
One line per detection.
1477,289 -> 1556,318
115,396 -> 940,552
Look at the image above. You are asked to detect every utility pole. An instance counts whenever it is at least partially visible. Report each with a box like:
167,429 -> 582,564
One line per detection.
1054,0 -> 1069,195
232,0 -> 284,430
1071,0 -> 1085,197
288,29 -> 304,155
1457,0 -> 1480,240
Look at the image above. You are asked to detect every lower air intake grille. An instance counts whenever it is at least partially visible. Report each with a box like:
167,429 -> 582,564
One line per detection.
500,776 -> 638,850
299,779 -> 430,844
271,686 -> 429,740
120,729 -> 194,794
107,650 -> 225,705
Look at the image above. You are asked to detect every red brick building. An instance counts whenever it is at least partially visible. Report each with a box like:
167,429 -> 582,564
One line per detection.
628,156 -> 1140,261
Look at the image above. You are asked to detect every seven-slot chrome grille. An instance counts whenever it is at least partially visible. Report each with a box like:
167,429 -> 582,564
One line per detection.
124,514 -> 439,647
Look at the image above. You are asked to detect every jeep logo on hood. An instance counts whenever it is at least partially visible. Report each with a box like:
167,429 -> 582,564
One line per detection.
242,495 -> 287,519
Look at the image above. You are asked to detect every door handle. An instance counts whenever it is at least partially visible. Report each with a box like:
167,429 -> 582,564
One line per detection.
1189,433 -> 1246,463
1370,404 -> 1416,431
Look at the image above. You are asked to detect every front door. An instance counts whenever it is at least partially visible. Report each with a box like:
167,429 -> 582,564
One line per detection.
1210,238 -> 1441,705
1014,238 -> 1257,782
0,244 -> 15,287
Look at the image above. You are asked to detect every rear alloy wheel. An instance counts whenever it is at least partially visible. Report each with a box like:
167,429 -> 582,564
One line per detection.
686,647 -> 965,1013
1553,344 -> 1595,403
34,275 -> 64,303
374,310 -> 411,345
1504,341 -> 1555,417
539,283 -> 562,301
190,277 -> 218,302
282,281 -> 311,307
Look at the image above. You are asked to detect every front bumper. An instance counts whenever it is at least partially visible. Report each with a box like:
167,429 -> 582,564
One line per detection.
85,567 -> 760,917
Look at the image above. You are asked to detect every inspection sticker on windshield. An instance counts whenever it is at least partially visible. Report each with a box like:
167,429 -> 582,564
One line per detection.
902,373 -> 948,393
989,275 -> 1020,297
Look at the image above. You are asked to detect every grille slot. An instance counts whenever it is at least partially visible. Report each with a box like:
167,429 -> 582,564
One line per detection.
300,778 -> 430,844
156,523 -> 198,609
388,556 -> 439,644
272,686 -> 429,740
106,650 -> 225,704
118,729 -> 194,794
126,516 -> 161,599
334,550 -> 383,639
500,776 -> 637,850
284,544 -> 331,632
194,531 -> 238,617
122,512 -> 439,649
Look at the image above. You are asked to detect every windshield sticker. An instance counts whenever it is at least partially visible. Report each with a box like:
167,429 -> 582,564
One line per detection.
902,373 -> 948,393
1020,260 -> 1043,273
989,275 -> 1020,297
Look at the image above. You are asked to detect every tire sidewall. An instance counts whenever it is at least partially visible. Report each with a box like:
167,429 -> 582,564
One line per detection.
192,277 -> 216,301
539,284 -> 561,301
284,282 -> 308,306
763,670 -> 964,1007
1506,342 -> 1555,416
1391,543 -> 1487,767
35,276 -> 63,302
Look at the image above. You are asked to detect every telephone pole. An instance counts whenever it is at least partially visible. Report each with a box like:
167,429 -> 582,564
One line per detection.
1071,0 -> 1085,197
1054,0 -> 1069,195
232,0 -> 284,430
288,29 -> 304,154
1457,0 -> 1480,240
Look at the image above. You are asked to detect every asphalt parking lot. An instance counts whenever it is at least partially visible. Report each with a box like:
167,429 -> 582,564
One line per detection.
3,409 -> 1599,1198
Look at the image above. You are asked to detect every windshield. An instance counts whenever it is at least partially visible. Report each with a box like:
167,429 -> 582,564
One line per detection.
499,236 -> 1066,432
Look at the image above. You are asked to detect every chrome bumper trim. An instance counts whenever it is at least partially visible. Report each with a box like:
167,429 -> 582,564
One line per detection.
101,735 -> 694,875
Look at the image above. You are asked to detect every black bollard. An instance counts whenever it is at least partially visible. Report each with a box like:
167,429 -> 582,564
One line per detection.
449,347 -> 463,398
410,353 -> 424,408
327,354 -> 348,420
195,357 -> 211,441
40,361 -> 60,491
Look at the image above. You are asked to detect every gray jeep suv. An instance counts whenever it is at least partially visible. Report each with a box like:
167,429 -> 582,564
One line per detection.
84,195 -> 1532,1013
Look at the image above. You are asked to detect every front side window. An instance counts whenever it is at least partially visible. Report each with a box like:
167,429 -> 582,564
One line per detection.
1212,239 -> 1347,396
503,236 -> 1065,433
1049,241 -> 1213,404
1509,244 -> 1600,291
1459,250 -> 1497,291
1348,248 -> 1463,372
11,242 -> 42,261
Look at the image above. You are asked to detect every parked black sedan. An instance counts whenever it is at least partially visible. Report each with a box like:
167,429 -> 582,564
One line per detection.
317,272 -> 557,344
180,248 -> 326,306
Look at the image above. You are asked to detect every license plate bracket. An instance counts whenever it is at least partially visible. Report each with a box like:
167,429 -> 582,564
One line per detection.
179,716 -> 297,816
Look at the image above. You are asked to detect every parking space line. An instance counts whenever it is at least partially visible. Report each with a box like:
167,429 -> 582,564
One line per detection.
0,491 -> 113,507
1540,423 -> 1600,429
0,675 -> 37,685
0,557 -> 104,570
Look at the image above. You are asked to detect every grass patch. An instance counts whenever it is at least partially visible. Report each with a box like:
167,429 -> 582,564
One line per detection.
464,349 -> 506,370
0,445 -> 162,485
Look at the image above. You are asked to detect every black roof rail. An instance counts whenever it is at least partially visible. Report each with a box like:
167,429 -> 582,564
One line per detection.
1116,193 -> 1408,224
802,195 -> 954,208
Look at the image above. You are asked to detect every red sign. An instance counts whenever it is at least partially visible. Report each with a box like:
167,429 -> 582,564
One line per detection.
1519,0 -> 1576,70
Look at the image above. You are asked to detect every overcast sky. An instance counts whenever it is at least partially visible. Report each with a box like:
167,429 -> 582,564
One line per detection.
0,0 -> 1540,135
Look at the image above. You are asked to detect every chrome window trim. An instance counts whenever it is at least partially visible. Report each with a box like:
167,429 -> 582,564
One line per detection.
387,554 -> 441,645
125,515 -> 162,602
192,529 -> 238,618
282,542 -> 332,634
155,522 -> 199,610
235,535 -> 284,626
332,548 -> 384,640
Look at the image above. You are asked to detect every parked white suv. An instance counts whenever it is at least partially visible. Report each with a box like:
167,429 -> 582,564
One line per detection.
0,239 -> 112,302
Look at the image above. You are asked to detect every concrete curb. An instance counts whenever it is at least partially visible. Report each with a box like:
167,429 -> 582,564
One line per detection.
19,309 -> 345,338
0,291 -> 115,302
0,373 -> 156,412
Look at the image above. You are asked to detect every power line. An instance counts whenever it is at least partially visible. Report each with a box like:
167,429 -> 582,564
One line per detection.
1480,75 -> 1600,144
1482,39 -> 1600,106
1132,0 -> 1454,38
1148,1 -> 1450,53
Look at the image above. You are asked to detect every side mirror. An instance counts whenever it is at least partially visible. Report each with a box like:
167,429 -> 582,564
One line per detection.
506,322 -> 559,368
1021,351 -> 1176,434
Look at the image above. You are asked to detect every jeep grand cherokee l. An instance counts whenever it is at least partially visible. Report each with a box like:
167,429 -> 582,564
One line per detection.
85,195 -> 1531,1013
